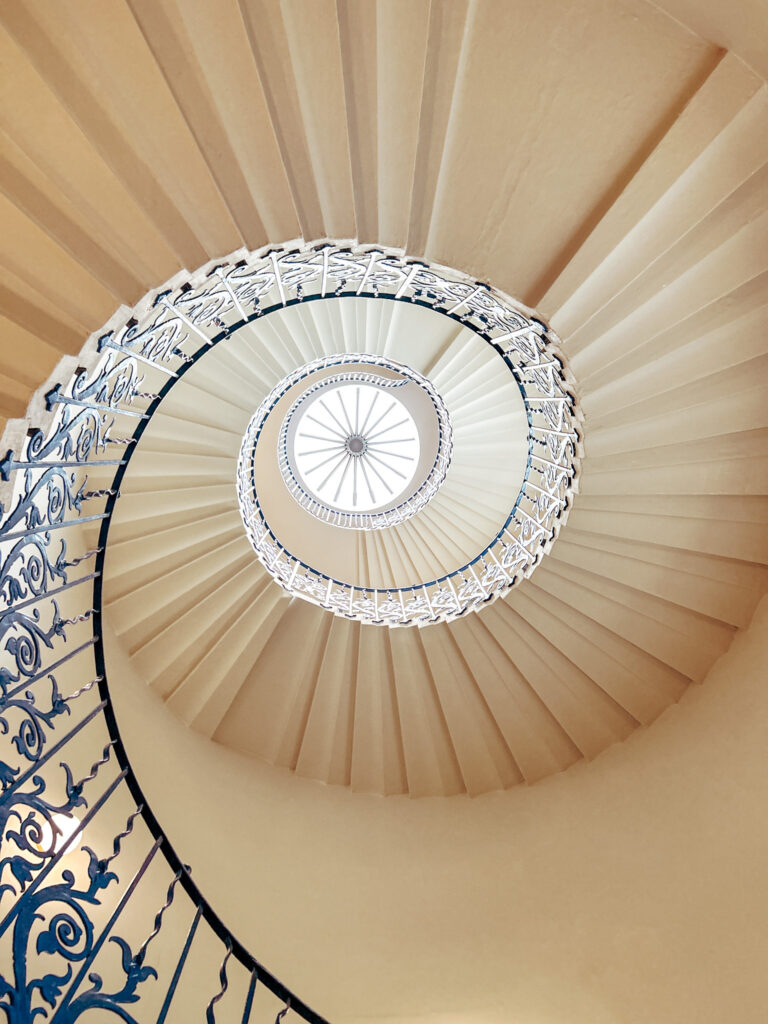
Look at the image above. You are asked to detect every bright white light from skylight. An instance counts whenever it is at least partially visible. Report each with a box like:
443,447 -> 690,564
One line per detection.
292,383 -> 420,513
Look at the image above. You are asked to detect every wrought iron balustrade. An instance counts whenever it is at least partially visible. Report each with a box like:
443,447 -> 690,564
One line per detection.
0,241 -> 581,1022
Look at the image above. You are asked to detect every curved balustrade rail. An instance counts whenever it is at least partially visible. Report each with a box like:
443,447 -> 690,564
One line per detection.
0,241 -> 580,1022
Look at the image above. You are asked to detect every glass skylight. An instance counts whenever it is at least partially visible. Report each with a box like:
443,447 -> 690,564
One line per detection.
292,383 -> 420,513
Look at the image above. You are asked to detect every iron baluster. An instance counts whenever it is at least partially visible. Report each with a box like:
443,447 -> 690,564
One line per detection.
133,867 -> 186,966
241,969 -> 258,1024
206,939 -> 233,1023
155,904 -> 203,1024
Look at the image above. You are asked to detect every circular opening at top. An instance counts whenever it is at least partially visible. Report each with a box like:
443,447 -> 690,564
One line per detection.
292,382 -> 420,513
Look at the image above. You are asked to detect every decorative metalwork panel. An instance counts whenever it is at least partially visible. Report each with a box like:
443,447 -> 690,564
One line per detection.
0,239 -> 581,1019
0,246 -> 351,1023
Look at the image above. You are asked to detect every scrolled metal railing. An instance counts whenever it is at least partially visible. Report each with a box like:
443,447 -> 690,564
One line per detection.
0,252 -> 343,1023
0,240 -> 581,1022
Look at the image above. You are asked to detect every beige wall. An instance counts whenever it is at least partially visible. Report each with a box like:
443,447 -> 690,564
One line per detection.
106,592 -> 768,1022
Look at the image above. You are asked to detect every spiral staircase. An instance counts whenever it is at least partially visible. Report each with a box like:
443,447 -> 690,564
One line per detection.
2,1 -> 768,1022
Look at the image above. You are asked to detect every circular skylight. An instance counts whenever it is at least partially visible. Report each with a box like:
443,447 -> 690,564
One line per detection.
292,382 -> 420,513
264,355 -> 454,531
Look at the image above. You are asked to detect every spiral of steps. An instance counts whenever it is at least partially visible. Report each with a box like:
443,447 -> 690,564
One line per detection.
87,222 -> 768,798
2,1 -> 768,1021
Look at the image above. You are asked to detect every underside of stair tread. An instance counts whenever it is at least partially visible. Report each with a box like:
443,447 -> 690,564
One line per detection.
582,303 -> 768,415
530,564 -> 728,680
445,615 -> 579,784
576,492 -> 768,523
136,563 -> 269,695
572,268 -> 768,393
107,537 -> 256,649
582,427 -> 768,473
586,350 -> 768,430
580,458 -> 768,497
350,624 -> 408,795
168,582 -> 289,733
517,585 -> 689,715
550,535 -> 763,628
542,57 -> 765,322
478,603 -> 636,760
294,616 -> 360,787
566,505 -> 768,563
